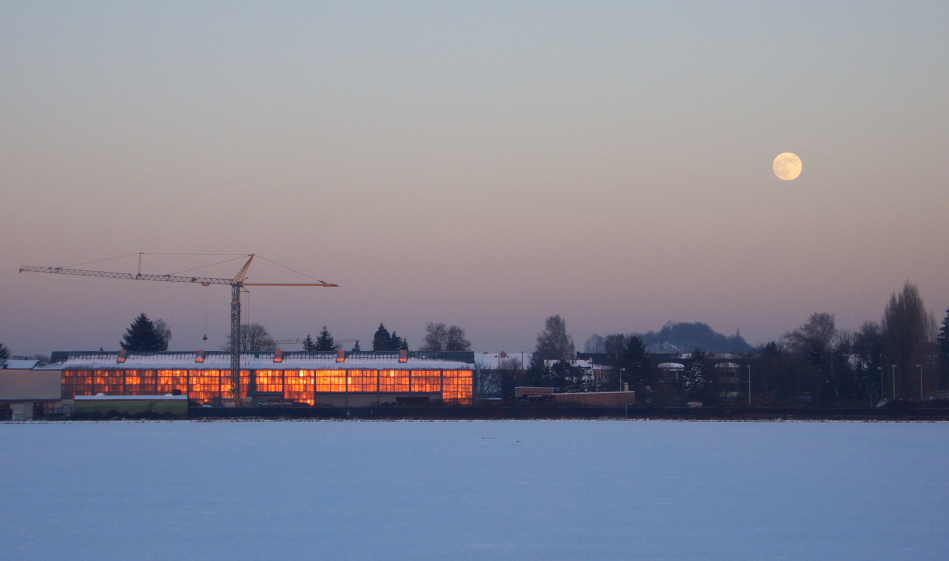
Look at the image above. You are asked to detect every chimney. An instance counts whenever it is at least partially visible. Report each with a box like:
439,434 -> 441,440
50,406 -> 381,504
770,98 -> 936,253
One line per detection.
273,349 -> 284,363
336,349 -> 346,363
195,350 -> 206,363
117,350 -> 127,363
399,349 -> 408,363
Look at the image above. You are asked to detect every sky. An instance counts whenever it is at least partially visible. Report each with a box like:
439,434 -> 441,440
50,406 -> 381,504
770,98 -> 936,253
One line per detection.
2,1 -> 948,356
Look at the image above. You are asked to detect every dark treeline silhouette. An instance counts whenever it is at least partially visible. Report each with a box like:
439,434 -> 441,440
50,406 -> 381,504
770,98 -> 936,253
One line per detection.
517,282 -> 949,407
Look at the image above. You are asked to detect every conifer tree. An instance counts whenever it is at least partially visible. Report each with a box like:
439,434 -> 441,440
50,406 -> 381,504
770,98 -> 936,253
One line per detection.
315,326 -> 336,351
390,331 -> 406,351
121,313 -> 167,352
372,324 -> 391,351
302,333 -> 318,353
0,342 -> 9,361
351,340 -> 361,352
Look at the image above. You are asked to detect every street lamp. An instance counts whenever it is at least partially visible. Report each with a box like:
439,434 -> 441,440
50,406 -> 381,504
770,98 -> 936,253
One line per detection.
918,364 -> 923,401
874,366 -> 883,406
619,368 -> 626,392
891,365 -> 897,401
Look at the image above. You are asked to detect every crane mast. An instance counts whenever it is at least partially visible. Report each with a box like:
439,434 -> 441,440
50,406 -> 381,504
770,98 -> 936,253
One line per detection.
19,254 -> 337,401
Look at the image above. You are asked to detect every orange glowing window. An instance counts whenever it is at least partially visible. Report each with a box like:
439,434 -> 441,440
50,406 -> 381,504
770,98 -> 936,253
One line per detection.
411,370 -> 442,393
158,370 -> 189,396
284,370 -> 315,405
378,370 -> 409,392
347,370 -> 377,392
443,370 -> 473,404
255,370 -> 284,393
315,370 -> 346,393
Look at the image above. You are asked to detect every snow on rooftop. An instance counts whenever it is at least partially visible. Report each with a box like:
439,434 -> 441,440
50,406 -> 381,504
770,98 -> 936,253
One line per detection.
474,352 -> 532,369
2,359 -> 40,369
39,352 -> 473,371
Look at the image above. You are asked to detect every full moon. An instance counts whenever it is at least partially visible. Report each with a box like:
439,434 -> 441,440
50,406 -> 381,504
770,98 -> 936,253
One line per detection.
773,152 -> 802,180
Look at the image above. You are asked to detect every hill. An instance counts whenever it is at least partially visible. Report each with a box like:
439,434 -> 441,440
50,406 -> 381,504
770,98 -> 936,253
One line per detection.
637,321 -> 752,354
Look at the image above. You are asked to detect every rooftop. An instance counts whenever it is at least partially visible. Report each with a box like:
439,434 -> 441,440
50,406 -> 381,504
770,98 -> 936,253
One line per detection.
41,350 -> 475,371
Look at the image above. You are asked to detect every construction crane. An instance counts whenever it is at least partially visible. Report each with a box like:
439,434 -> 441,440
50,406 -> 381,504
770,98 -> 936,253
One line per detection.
19,254 -> 337,399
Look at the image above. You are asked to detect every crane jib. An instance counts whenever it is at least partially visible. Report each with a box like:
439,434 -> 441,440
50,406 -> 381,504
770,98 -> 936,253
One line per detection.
19,266 -> 233,285
19,259 -> 337,402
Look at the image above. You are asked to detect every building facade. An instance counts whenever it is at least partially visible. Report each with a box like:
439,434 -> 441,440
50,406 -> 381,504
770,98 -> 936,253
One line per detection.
39,350 -> 475,406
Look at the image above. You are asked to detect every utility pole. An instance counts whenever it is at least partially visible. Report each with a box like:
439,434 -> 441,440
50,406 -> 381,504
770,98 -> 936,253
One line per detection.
747,364 -> 751,406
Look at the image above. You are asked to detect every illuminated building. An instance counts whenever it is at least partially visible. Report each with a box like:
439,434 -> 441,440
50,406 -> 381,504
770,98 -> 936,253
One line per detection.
40,350 -> 475,406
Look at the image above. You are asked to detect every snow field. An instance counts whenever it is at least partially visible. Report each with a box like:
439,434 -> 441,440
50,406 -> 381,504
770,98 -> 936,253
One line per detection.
1,420 -> 947,560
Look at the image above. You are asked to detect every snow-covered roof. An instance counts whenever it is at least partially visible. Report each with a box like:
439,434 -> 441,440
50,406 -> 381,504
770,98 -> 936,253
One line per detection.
657,362 -> 686,370
37,351 -> 474,370
2,359 -> 40,369
544,359 -> 595,369
714,362 -> 741,369
474,352 -> 532,369
40,351 -> 473,371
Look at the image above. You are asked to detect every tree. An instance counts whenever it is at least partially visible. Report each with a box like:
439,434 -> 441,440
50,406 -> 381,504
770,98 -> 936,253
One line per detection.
154,319 -> 172,350
853,321 -> 885,403
315,326 -> 336,351
619,335 -> 652,394
421,323 -> 472,352
677,347 -> 709,402
533,315 -> 575,361
351,340 -> 361,352
498,358 -> 523,401
372,323 -> 391,351
0,342 -> 9,361
446,326 -> 470,351
584,334 -> 606,353
781,313 -> 836,401
783,312 -> 836,365
121,313 -> 167,351
302,333 -> 318,353
371,324 -> 406,351
605,334 -> 626,356
222,323 -> 277,352
421,323 -> 449,351
882,282 -> 936,400
938,308 -> 949,389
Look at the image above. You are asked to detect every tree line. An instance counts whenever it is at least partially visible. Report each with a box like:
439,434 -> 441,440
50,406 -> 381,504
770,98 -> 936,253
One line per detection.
109,317 -> 472,354
5,280 -> 946,408
509,282 -> 949,406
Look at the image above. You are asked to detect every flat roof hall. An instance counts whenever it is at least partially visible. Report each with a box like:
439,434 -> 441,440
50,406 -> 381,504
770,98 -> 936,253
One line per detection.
38,350 -> 475,406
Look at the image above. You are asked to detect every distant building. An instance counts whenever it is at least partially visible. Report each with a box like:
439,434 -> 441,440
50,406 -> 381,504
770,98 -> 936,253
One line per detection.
24,350 -> 475,408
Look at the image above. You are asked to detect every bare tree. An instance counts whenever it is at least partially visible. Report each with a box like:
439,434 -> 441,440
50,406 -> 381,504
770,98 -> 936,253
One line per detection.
534,315 -> 575,361
154,319 -> 172,350
584,334 -> 606,353
605,334 -> 627,356
446,326 -> 472,351
882,281 -> 937,399
421,323 -> 471,352
421,323 -> 449,351
782,312 -> 836,364
222,323 -> 277,352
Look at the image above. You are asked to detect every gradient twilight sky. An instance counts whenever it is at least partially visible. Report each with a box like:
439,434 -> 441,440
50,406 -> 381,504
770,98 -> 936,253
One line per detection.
2,2 -> 948,356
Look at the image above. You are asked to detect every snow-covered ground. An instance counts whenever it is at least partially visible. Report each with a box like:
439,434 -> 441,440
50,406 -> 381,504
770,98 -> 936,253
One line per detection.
1,420 -> 947,560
